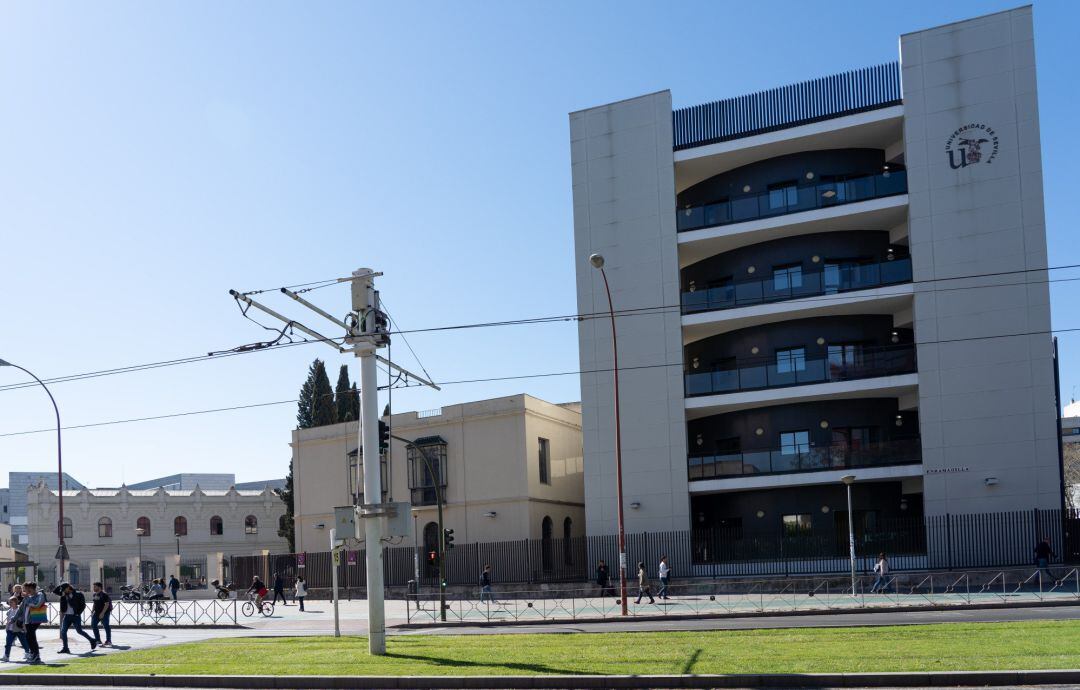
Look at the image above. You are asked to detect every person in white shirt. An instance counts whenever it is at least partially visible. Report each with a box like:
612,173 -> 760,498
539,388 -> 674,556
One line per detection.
3,595 -> 29,662
294,576 -> 307,612
870,552 -> 890,593
657,556 -> 671,600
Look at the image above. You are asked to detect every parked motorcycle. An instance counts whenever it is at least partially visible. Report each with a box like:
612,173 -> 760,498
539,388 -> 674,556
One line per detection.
210,579 -> 233,600
119,584 -> 144,601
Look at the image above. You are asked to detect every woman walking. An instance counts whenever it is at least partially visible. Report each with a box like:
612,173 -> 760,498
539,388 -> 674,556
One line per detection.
17,582 -> 46,664
2,594 -> 28,662
870,553 -> 890,593
634,562 -> 655,605
294,576 -> 307,612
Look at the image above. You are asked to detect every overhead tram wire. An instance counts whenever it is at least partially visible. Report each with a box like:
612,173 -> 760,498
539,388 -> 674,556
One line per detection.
3,324 -> 1080,440
2,261 -> 1080,395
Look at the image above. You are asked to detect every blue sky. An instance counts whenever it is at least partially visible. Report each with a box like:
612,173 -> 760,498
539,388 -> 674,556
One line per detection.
1,0 -> 1077,488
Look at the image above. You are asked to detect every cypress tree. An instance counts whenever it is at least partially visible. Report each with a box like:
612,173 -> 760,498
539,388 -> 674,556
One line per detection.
297,358 -> 337,429
275,460 -> 295,552
335,364 -> 360,422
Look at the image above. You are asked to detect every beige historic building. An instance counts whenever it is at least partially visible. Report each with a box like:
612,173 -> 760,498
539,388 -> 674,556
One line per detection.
26,484 -> 288,589
293,394 -> 584,554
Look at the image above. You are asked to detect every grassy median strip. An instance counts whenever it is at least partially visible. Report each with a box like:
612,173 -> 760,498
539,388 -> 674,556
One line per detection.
7,621 -> 1080,676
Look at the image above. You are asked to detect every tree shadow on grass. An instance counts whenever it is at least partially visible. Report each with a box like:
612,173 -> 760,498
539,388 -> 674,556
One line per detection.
384,651 -> 589,676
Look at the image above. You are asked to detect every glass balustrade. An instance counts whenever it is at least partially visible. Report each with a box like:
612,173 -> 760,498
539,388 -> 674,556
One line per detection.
681,257 -> 911,315
684,344 -> 916,397
677,169 -> 907,232
687,438 -> 921,480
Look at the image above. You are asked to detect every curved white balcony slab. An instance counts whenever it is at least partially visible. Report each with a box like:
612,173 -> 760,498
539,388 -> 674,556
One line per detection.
678,194 -> 908,267
685,373 -> 919,419
682,283 -> 914,345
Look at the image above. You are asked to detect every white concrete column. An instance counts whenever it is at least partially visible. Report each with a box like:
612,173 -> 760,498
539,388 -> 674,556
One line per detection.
125,557 -> 140,586
165,554 -> 181,582
89,559 -> 105,587
206,552 -> 223,585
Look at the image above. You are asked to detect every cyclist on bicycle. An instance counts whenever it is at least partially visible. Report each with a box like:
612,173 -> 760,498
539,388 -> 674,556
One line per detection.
247,576 -> 268,608
146,579 -> 165,601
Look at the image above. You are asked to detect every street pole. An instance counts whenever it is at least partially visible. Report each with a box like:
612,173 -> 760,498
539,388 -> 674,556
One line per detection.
0,360 -> 65,582
136,528 -> 144,584
354,268 -> 387,655
841,475 -> 857,596
588,255 -> 629,616
330,527 -> 340,638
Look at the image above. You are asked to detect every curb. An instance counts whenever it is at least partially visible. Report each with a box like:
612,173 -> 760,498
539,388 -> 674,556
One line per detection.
397,597 -> 1080,629
3,670 -> 1080,688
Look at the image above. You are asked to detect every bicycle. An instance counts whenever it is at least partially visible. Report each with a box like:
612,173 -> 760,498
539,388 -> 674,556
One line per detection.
141,596 -> 169,621
241,592 -> 274,617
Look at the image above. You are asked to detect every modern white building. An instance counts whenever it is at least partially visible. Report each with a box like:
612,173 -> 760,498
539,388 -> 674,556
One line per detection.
293,394 -> 584,555
571,6 -> 1060,557
25,483 -> 288,589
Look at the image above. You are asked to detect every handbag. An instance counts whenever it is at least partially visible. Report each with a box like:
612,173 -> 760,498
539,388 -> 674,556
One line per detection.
28,602 -> 48,624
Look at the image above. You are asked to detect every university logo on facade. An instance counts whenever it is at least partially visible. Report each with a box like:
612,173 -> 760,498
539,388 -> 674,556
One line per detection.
945,123 -> 999,169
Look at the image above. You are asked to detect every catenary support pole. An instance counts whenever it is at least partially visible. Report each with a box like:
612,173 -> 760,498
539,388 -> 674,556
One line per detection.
330,527 -> 340,638
356,268 -> 387,655
842,475 -> 857,596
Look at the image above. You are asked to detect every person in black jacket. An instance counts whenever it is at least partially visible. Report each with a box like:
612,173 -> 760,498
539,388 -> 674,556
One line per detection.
54,583 -> 96,653
90,582 -> 112,647
272,572 -> 288,606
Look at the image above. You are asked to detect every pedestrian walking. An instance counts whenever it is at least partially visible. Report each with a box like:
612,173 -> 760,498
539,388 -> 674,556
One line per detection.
869,553 -> 890,593
657,555 -> 671,600
479,565 -> 494,603
2,595 -> 28,662
168,575 -> 180,602
55,582 -> 97,654
1034,536 -> 1057,584
294,576 -> 307,612
634,562 -> 655,604
596,559 -> 615,597
90,582 -> 112,647
15,582 -> 45,664
272,572 -> 288,606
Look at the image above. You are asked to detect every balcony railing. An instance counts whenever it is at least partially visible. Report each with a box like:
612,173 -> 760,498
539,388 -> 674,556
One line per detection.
682,257 -> 912,315
688,438 -> 921,481
685,343 -> 916,398
677,169 -> 907,232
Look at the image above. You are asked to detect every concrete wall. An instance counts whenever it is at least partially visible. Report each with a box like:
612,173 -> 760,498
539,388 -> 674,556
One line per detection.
571,91 -> 690,534
6,472 -> 84,547
901,6 -> 1060,513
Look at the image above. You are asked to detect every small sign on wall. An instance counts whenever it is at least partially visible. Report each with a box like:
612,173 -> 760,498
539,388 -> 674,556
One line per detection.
297,553 -> 306,569
347,550 -> 358,567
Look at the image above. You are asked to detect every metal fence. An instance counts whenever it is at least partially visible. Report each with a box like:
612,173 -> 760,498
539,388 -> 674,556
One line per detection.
406,567 -> 1080,625
40,599 -> 237,626
232,508 -> 1079,590
672,61 -> 902,150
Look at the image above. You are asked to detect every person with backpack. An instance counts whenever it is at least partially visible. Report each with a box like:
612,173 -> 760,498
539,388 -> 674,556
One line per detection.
168,575 -> 180,601
55,582 -> 96,654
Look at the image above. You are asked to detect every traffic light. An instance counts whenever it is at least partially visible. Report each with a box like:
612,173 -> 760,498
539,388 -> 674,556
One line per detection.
443,528 -> 455,550
378,420 -> 389,451
428,550 -> 438,566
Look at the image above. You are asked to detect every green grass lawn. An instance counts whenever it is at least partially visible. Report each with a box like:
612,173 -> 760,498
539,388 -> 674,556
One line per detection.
9,621 -> 1080,676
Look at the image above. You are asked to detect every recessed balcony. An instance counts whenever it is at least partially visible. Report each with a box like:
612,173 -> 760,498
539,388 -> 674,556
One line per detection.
677,169 -> 906,233
682,257 -> 911,315
688,437 -> 921,481
685,343 -> 916,398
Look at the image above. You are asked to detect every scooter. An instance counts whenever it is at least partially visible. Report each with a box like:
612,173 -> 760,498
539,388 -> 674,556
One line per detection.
210,579 -> 233,600
119,584 -> 143,601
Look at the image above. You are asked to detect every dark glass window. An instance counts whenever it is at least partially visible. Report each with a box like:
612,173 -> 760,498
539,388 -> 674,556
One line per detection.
409,440 -> 448,506
767,181 -> 798,210
348,448 -> 390,505
776,347 -> 807,374
782,513 -> 813,535
59,517 -> 73,540
210,515 -> 223,536
773,263 -> 803,291
780,430 -> 810,455
539,438 -> 551,485
245,515 -> 258,534
173,516 -> 188,536
98,517 -> 112,539
136,516 -> 151,536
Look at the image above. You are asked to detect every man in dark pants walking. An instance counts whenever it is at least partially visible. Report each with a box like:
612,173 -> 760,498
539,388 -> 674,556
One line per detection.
168,575 -> 180,602
54,583 -> 97,654
1035,536 -> 1058,585
272,572 -> 288,606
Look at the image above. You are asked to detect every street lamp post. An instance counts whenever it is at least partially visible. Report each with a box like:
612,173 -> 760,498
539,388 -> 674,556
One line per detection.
588,253 -> 629,616
841,475 -> 857,596
0,359 -> 65,582
135,527 -> 145,585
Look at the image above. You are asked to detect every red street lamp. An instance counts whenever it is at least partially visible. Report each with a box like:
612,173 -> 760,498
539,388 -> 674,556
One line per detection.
588,253 -> 629,616
0,359 -> 66,581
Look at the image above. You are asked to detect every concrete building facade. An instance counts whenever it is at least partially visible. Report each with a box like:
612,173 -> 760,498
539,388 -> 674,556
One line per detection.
293,394 -> 584,554
571,7 -> 1060,549
25,483 -> 288,589
4,472 -> 84,548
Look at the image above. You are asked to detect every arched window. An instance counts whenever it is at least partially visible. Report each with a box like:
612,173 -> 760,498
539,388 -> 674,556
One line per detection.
563,517 -> 574,565
98,517 -> 113,538
541,516 -> 553,572
278,514 -> 289,533
173,516 -> 188,536
210,515 -> 223,536
136,516 -> 151,536
58,517 -> 73,540
244,515 -> 258,534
